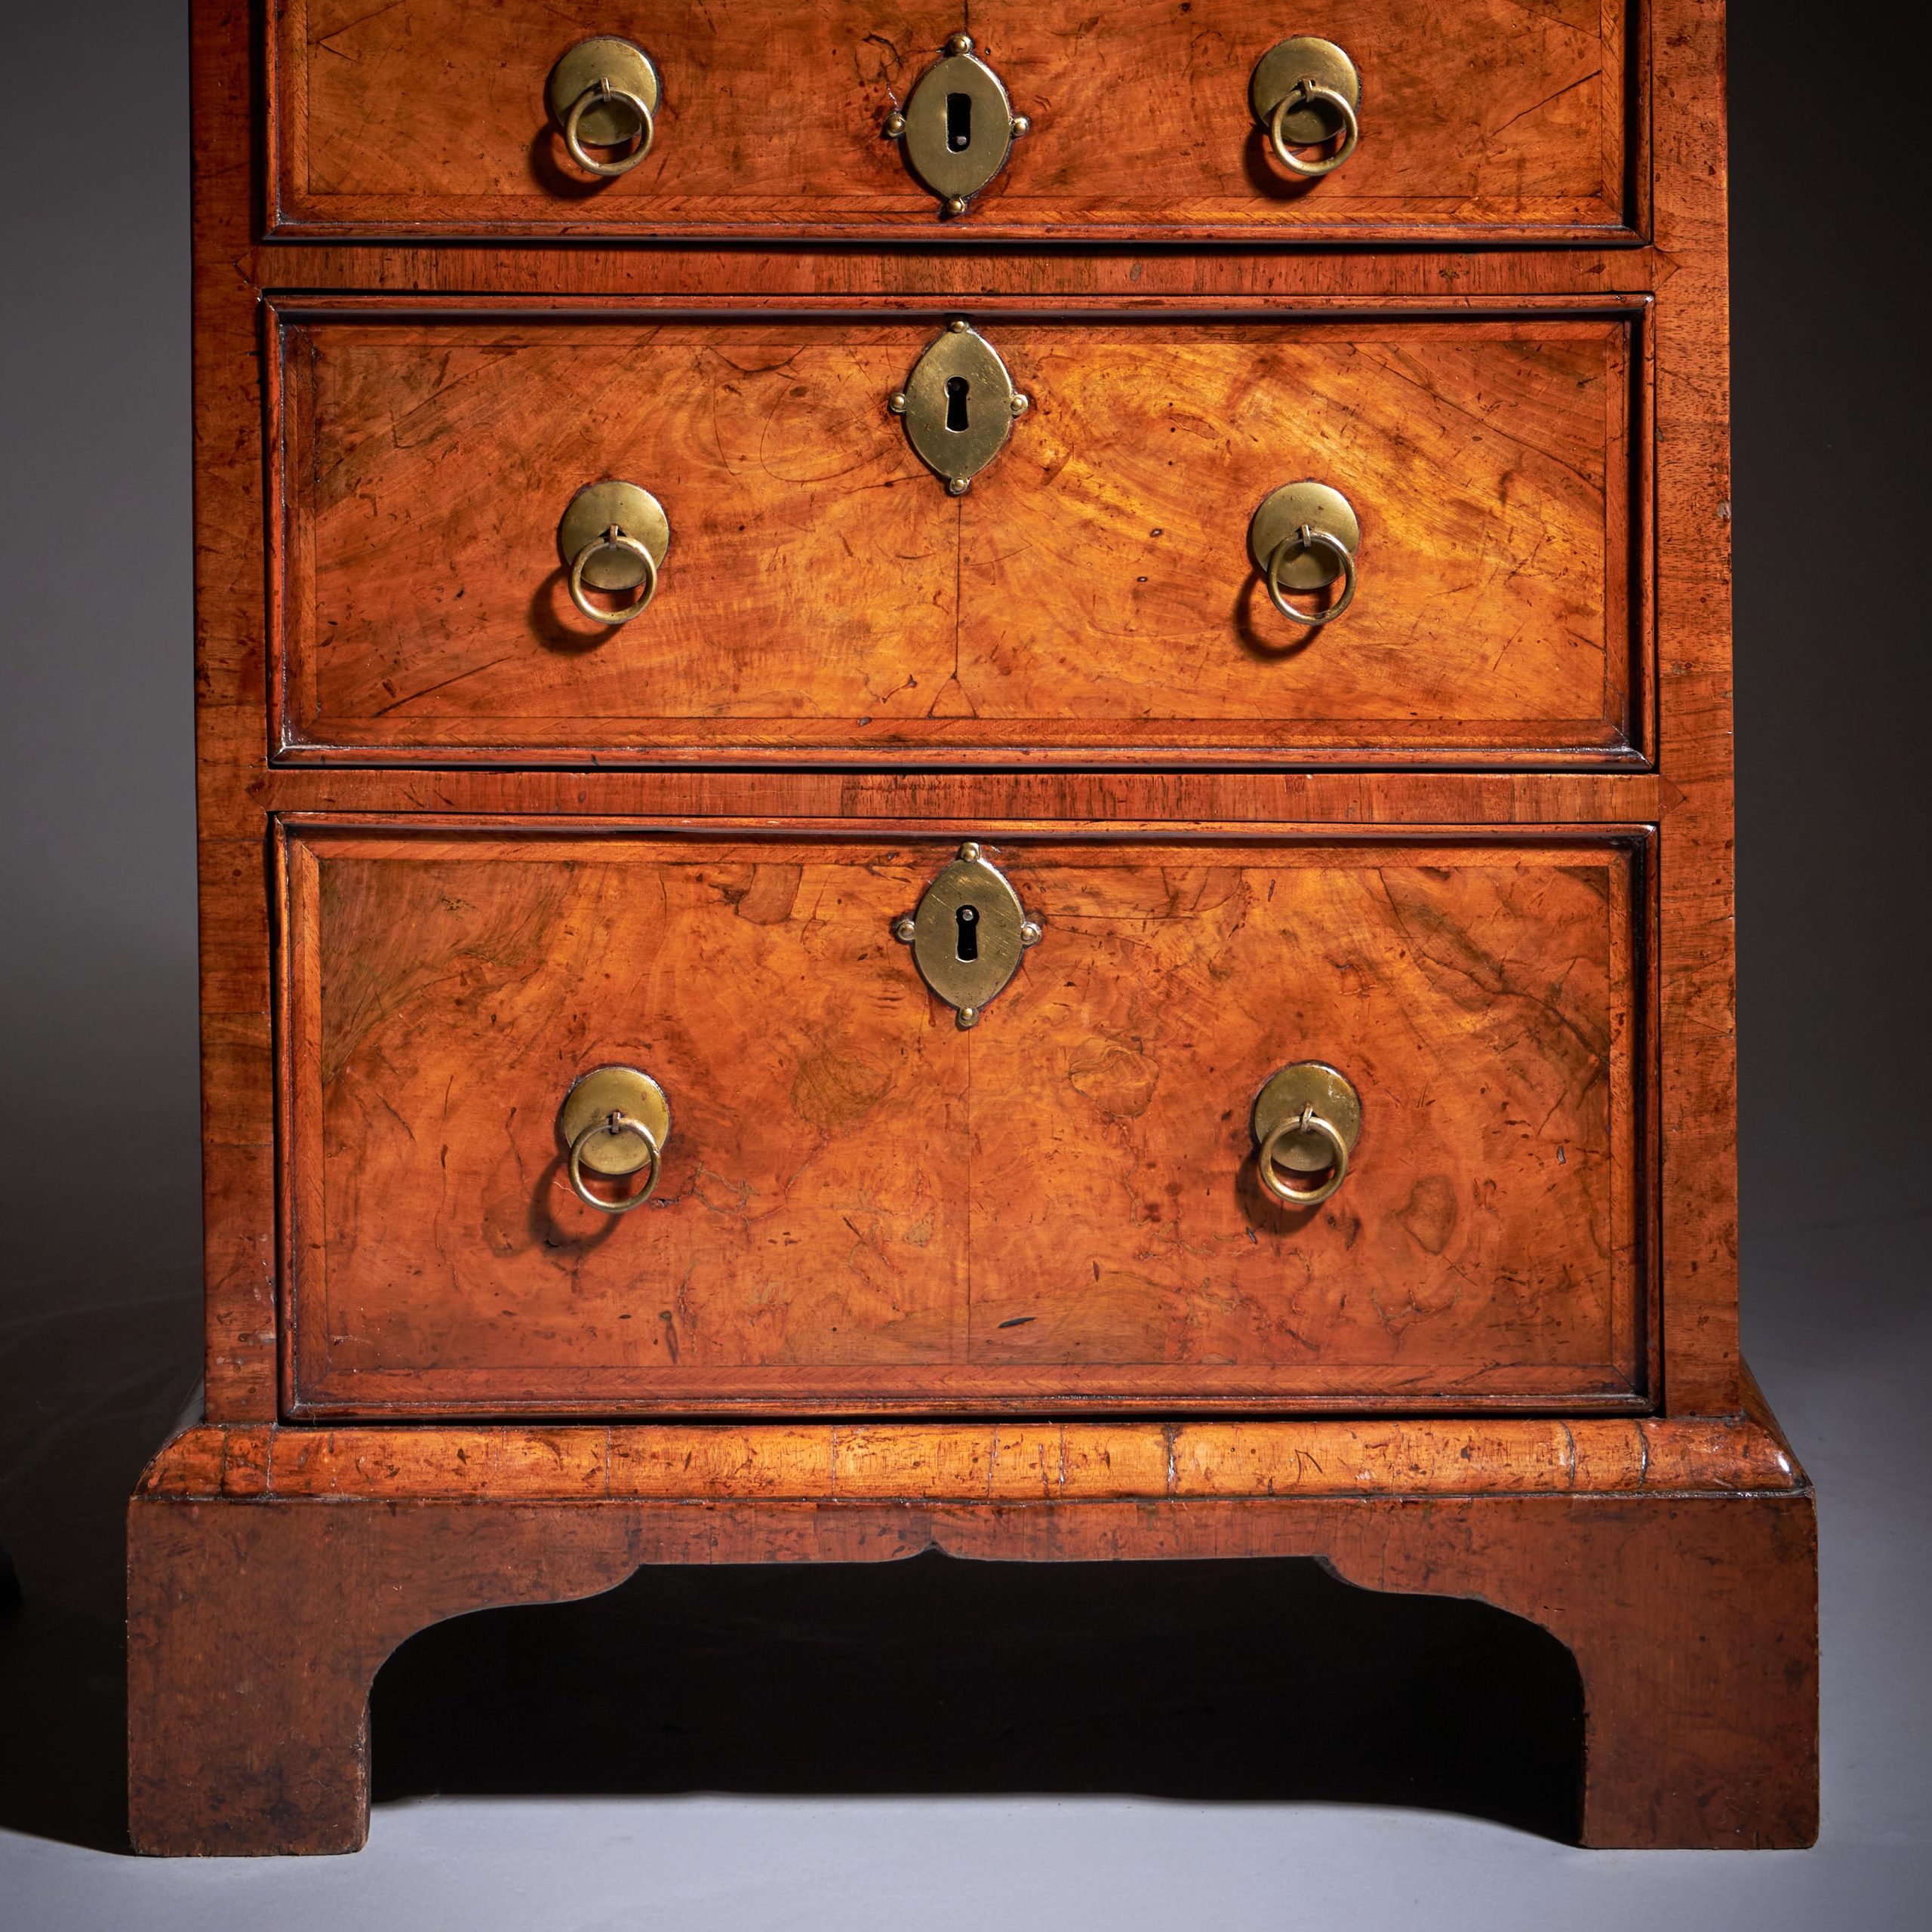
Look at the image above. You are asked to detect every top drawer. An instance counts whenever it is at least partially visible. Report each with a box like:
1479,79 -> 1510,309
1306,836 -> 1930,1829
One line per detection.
268,2 -> 1641,243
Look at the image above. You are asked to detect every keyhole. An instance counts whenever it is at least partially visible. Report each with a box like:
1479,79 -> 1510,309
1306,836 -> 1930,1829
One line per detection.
955,903 -> 980,961
945,376 -> 971,433
946,91 -> 973,152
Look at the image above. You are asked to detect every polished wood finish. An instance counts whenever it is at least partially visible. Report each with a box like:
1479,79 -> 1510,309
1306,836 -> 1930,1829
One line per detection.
142,1413 -> 1803,1503
275,312 -> 954,761
185,0 -> 1742,1423
283,826 -> 1644,1414
274,307 -> 1643,765
269,0 -> 1638,242
129,1412 -> 1816,1854
958,317 -> 1641,762
143,0 -> 1813,1856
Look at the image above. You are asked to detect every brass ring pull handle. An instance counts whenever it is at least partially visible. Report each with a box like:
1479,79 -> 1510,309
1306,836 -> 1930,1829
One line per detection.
1267,82 -> 1359,177
558,1066 -> 672,1217
1251,37 -> 1362,180
546,38 -> 662,181
568,525 -> 659,626
567,1110 -> 662,1213
1252,1062 -> 1363,1210
1257,1104 -> 1350,1207
563,82 -> 656,177
1249,481 -> 1361,630
1267,523 -> 1357,626
556,481 -> 670,629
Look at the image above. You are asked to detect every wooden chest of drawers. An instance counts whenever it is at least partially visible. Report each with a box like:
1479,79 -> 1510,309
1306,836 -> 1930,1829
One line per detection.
130,0 -> 1817,1854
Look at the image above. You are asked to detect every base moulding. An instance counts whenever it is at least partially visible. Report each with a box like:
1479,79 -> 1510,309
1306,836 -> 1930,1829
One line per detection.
128,1411 -> 1818,1854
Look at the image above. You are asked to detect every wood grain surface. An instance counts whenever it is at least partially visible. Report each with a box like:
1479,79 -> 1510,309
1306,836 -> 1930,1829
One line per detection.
147,0 -> 1814,1861
142,1412 -> 1802,1503
278,318 -> 955,755
276,309 -> 1641,764
189,0 -> 1738,1429
959,318 -> 1637,756
282,826 -> 1644,1415
269,0 -> 1636,241
128,1472 -> 1817,1852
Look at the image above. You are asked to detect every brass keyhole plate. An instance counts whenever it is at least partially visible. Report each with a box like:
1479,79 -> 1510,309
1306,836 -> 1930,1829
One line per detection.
557,481 -> 670,590
889,322 -> 1027,494
546,37 -> 662,149
1252,1062 -> 1363,1174
557,1066 -> 672,1177
892,36 -> 1020,211
1248,481 -> 1360,592
1249,35 -> 1362,147
894,842 -> 1041,1029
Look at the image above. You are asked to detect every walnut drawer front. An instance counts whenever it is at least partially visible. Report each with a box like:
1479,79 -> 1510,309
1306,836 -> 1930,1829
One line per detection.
281,824 -> 1647,1417
274,310 -> 1644,768
269,1 -> 1636,242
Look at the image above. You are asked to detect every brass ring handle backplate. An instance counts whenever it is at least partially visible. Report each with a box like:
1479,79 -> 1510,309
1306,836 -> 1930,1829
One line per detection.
557,481 -> 669,627
546,37 -> 661,178
1251,36 -> 1362,177
1249,481 -> 1361,628
1253,1061 -> 1363,1208
558,1066 -> 672,1214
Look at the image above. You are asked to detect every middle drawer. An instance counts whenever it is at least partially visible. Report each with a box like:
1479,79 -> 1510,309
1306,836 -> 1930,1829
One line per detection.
272,304 -> 1647,768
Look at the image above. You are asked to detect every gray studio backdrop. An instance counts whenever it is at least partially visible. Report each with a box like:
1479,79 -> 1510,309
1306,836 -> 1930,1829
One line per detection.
1,2 -> 1927,1924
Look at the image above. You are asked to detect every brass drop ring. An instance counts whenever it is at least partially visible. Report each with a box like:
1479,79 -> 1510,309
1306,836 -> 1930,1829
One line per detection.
1257,1104 -> 1351,1208
564,82 -> 656,177
1268,81 -> 1359,177
1266,525 -> 1357,626
567,1111 -> 662,1214
568,525 -> 659,626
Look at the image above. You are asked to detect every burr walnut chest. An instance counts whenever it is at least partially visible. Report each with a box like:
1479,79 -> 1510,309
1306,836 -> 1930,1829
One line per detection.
130,0 -> 1817,1852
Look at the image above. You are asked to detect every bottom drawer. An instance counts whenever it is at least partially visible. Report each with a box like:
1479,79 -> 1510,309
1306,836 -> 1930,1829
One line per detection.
281,823 -> 1647,1416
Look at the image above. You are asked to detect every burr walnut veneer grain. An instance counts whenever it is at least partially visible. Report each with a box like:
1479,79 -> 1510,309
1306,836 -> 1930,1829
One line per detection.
270,0 -> 1638,242
132,0 -> 1814,1858
129,1413 -> 1816,1854
283,826 -> 1644,1414
275,309 -> 1644,765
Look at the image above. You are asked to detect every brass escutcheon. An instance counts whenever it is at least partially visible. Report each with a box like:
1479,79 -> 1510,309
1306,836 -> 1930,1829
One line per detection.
893,842 -> 1042,1029
889,321 -> 1029,495
1250,36 -> 1362,177
557,1066 -> 672,1214
556,481 -> 670,626
1248,481 -> 1361,627
546,36 -> 661,177
1252,1062 -> 1363,1208
885,34 -> 1029,216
